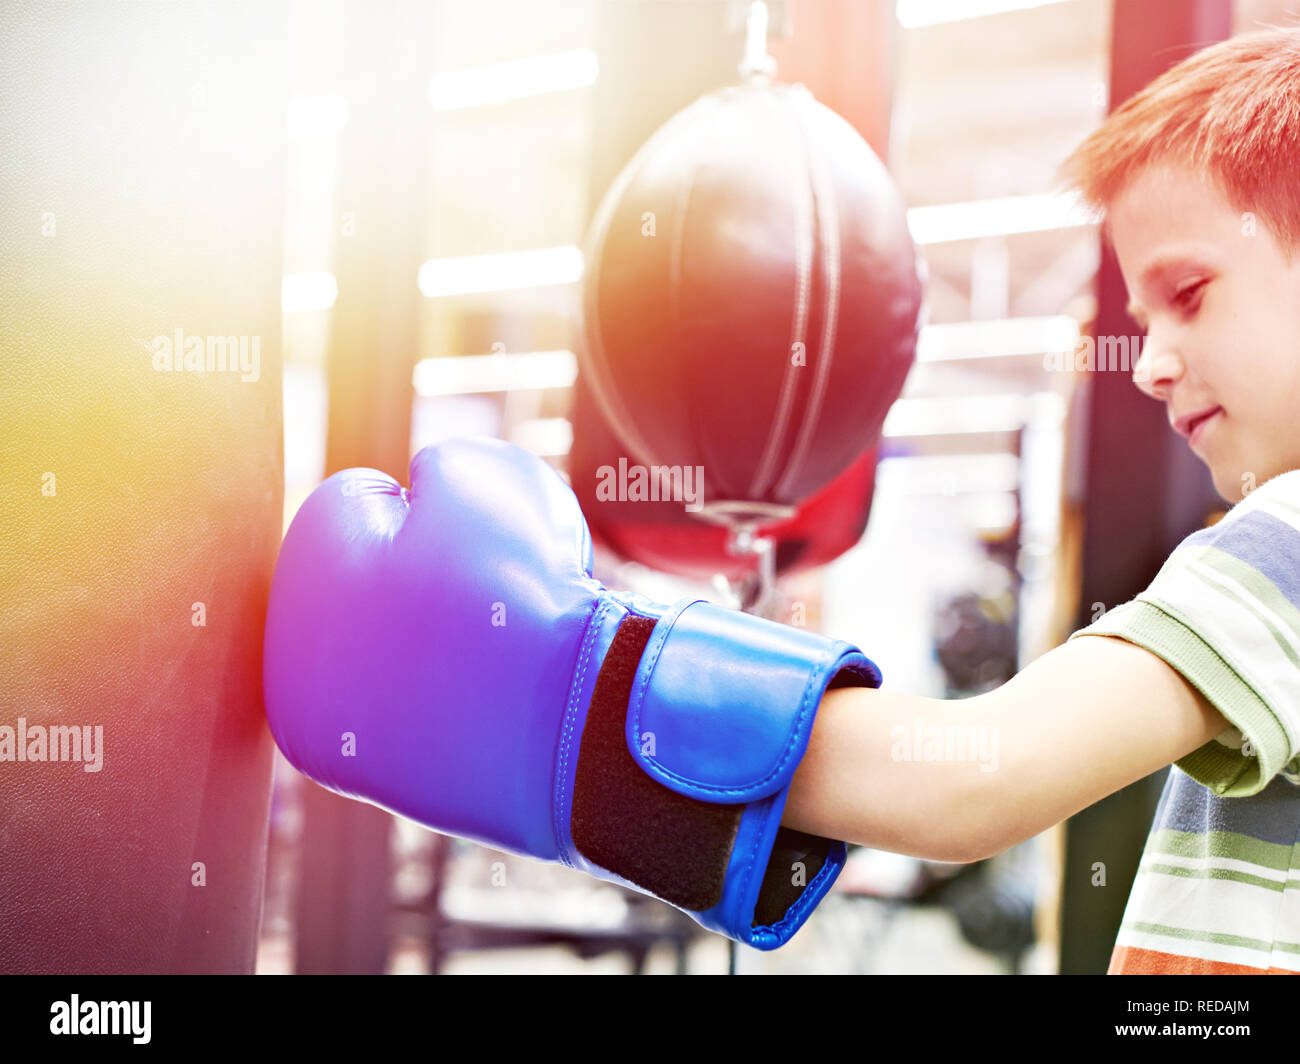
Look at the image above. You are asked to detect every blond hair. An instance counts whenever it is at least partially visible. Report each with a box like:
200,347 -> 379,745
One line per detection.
1058,26 -> 1300,257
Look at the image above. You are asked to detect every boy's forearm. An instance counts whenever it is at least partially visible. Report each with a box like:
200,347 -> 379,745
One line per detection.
784,634 -> 1228,862
782,682 -> 1003,862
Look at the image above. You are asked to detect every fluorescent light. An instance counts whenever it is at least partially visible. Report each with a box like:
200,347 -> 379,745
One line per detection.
917,315 -> 1080,362
907,192 -> 1096,244
412,350 -> 577,396
877,453 -> 1020,495
896,0 -> 1073,29
428,49 -> 599,111
408,319 -> 1076,397
281,272 -> 338,313
417,246 -> 584,298
286,92 -> 349,137
883,394 -> 1030,438
509,417 -> 574,458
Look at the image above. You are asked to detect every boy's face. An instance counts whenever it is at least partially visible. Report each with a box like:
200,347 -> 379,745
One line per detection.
1109,164 -> 1300,502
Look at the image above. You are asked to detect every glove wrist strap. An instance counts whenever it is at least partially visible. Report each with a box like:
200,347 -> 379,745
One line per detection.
570,613 -> 740,911
568,601 -> 878,944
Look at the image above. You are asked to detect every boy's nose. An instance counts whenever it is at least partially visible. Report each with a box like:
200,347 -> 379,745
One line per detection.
1131,335 -> 1183,400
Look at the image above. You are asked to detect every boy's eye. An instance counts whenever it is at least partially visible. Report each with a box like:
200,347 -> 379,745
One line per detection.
1173,279 -> 1208,313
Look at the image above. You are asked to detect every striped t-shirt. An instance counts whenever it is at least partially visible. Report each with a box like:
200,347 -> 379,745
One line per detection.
1067,467 -> 1300,974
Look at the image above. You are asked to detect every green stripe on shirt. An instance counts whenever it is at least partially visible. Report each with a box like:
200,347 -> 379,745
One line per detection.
1070,599 -> 1288,796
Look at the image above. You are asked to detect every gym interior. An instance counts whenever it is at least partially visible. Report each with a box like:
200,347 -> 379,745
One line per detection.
4,0 -> 1297,983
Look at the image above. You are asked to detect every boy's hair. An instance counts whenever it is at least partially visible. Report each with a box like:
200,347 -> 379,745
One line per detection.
1057,25 -> 1300,259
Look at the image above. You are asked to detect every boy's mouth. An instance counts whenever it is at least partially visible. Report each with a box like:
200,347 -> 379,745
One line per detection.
1173,405 -> 1223,450
1172,405 -> 1222,440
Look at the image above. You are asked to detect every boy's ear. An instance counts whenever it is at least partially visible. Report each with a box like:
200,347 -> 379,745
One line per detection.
1099,216 -> 1115,252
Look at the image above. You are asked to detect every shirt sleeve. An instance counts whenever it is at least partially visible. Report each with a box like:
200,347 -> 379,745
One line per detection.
1067,469 -> 1300,797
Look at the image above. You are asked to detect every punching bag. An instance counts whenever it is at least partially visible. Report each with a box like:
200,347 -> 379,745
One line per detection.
0,2 -> 284,972
581,77 -> 922,511
570,371 -> 878,582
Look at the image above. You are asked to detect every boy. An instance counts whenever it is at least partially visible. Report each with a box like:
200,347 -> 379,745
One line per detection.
785,25 -> 1300,974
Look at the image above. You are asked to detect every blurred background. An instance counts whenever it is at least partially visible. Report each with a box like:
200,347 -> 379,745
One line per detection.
259,0 -> 1296,974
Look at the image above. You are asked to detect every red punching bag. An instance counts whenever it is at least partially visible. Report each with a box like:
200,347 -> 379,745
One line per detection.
580,76 -> 922,511
570,371 -> 878,583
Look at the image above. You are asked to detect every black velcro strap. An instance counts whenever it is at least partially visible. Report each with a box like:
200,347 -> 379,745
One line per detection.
753,828 -> 831,926
570,614 -> 740,912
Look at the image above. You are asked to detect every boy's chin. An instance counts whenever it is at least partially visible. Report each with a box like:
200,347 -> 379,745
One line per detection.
1210,468 -> 1241,504
1212,454 -> 1288,504
1206,455 -> 1249,504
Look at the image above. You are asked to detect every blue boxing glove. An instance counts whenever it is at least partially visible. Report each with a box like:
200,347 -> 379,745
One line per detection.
263,437 -> 880,949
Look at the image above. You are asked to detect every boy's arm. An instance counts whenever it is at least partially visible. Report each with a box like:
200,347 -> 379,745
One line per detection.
783,633 -> 1227,863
